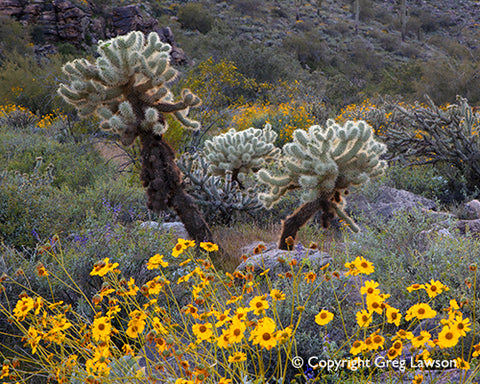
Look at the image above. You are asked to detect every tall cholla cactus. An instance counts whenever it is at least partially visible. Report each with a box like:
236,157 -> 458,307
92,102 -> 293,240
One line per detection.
58,31 -> 213,243
257,120 -> 387,250
203,124 -> 280,187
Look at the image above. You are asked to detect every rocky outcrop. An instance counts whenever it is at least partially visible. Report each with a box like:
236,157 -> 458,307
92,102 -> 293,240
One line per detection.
0,0 -> 187,63
347,186 -> 437,221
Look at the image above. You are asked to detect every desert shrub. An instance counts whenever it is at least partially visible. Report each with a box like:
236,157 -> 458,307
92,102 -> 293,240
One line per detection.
345,37 -> 383,74
177,2 -> 214,34
382,163 -> 449,201
370,29 -> 400,52
179,57 -> 271,131
414,54 -> 480,105
0,170 -> 82,249
0,118 -> 151,248
426,36 -> 471,61
270,6 -> 289,19
378,60 -> 421,98
233,0 -> 263,16
0,51 -> 67,116
325,73 -> 361,108
0,123 -> 110,192
228,44 -> 294,84
411,7 -> 456,33
0,16 -> 33,58
350,0 -> 375,21
282,30 -> 332,70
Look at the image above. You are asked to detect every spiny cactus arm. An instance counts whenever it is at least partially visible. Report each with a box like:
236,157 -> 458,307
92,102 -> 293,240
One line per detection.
154,89 -> 201,113
256,169 -> 295,209
332,121 -> 372,167
333,202 -> 360,232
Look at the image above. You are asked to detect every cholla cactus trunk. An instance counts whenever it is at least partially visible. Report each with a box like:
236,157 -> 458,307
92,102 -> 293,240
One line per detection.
139,131 -> 212,243
279,192 -> 333,250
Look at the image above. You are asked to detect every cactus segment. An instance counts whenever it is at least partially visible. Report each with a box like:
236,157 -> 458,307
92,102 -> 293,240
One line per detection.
58,31 -> 201,143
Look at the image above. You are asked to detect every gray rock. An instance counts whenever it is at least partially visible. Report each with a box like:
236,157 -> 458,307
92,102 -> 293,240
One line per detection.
347,186 -> 437,222
140,221 -> 190,240
237,241 -> 332,277
456,219 -> 480,237
463,199 -> 480,219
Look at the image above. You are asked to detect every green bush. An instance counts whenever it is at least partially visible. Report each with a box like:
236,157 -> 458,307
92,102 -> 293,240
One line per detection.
0,16 -> 33,58
282,30 -> 331,70
233,0 -> 264,16
0,51 -> 67,116
177,3 -> 214,34
0,126 -> 109,192
0,119 -> 153,249
228,44 -> 295,84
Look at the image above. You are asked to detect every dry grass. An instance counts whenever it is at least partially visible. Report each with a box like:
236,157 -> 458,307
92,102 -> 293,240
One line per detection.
211,220 -> 347,271
94,139 -> 134,171
211,221 -> 280,270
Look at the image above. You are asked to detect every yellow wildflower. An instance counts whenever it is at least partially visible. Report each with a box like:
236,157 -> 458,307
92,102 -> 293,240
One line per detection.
228,351 -> 247,363
356,309 -> 372,328
315,310 -> 334,326
147,254 -> 168,269
192,322 -> 213,342
200,242 -> 219,252
424,279 -> 449,298
249,295 -> 269,315
405,303 -> 437,321
90,258 -> 119,276
91,316 -> 111,342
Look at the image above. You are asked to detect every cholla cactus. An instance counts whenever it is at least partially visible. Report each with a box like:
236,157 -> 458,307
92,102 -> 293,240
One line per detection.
385,95 -> 480,196
257,120 -> 386,249
178,151 -> 263,224
203,124 -> 280,187
58,31 -> 200,145
58,31 -> 212,243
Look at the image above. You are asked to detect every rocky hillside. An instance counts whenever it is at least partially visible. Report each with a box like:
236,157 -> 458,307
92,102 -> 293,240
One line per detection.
0,0 -> 186,63
1,0 -> 480,107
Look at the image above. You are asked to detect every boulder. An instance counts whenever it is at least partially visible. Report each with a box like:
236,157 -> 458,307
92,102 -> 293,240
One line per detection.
139,221 -> 190,240
347,186 -> 437,222
462,199 -> 480,220
455,219 -> 480,237
0,0 -> 24,17
236,241 -> 332,277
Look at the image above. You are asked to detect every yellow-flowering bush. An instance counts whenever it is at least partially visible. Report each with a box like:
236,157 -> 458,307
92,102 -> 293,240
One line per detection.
179,58 -> 271,132
0,238 -> 478,384
231,101 -> 316,146
0,103 -> 67,130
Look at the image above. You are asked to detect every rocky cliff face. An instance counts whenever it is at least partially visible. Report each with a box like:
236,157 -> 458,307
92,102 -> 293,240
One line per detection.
0,0 -> 186,63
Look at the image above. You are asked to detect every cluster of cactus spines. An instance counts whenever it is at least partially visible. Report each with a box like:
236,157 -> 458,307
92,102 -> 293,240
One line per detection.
257,120 -> 386,249
58,32 -> 213,244
385,95 -> 480,194
203,124 -> 280,187
58,31 -> 200,146
177,151 -> 263,225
